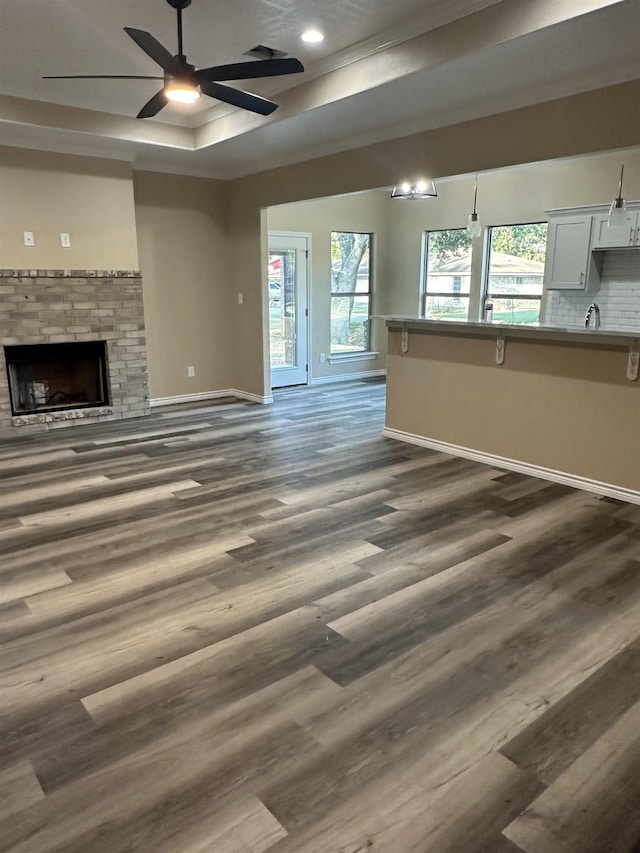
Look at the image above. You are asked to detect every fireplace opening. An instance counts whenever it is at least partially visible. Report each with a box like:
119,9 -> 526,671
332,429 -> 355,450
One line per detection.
5,342 -> 110,416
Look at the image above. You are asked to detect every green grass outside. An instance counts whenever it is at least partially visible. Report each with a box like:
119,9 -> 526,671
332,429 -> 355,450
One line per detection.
430,308 -> 540,325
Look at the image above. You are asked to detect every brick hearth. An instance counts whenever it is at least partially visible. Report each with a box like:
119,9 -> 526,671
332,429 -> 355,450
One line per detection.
0,269 -> 150,434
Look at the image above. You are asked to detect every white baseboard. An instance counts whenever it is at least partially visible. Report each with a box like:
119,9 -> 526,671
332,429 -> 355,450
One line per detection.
150,389 -> 273,408
309,369 -> 387,386
383,427 -> 640,506
234,389 -> 274,405
151,374 -> 386,407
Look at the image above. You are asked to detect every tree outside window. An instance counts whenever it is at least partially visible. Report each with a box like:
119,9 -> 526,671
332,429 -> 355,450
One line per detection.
330,232 -> 372,353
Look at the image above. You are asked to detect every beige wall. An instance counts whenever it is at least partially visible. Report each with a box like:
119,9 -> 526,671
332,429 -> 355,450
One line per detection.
133,171 -> 235,400
232,82 -> 640,210
385,328 -> 640,493
268,192 -> 390,380
0,150 -> 237,403
0,147 -> 138,269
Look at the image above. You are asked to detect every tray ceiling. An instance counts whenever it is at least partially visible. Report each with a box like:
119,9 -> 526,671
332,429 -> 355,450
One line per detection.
0,0 -> 638,178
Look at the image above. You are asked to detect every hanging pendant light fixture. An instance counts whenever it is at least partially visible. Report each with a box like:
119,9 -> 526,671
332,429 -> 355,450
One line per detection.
608,165 -> 627,227
466,174 -> 481,238
391,179 -> 438,200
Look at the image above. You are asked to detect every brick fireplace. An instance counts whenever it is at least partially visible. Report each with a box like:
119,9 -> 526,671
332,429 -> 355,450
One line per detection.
0,269 -> 150,434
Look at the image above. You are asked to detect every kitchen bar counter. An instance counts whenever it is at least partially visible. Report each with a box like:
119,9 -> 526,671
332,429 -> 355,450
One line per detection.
381,316 -> 639,346
382,317 -> 640,501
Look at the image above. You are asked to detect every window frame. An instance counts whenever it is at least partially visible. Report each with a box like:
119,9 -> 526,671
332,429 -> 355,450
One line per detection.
422,228 -> 473,320
483,221 -> 548,325
329,231 -> 373,356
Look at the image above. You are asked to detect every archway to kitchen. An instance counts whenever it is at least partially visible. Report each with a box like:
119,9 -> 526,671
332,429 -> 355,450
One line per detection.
263,148 -> 640,395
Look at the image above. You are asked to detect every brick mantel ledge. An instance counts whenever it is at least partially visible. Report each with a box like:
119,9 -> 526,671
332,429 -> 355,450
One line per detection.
0,269 -> 141,278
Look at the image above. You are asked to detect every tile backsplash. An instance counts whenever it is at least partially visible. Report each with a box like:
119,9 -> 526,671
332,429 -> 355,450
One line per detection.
545,250 -> 640,330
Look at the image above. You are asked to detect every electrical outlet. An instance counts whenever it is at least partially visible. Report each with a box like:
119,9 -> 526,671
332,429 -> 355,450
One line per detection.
23,231 -> 35,247
319,353 -> 326,363
187,366 -> 195,377
237,292 -> 244,305
60,232 -> 71,248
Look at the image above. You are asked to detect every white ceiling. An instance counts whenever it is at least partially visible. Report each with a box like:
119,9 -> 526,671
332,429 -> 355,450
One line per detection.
1,0 -> 639,179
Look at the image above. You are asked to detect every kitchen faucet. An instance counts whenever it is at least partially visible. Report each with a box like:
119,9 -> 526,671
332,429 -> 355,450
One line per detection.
584,302 -> 600,329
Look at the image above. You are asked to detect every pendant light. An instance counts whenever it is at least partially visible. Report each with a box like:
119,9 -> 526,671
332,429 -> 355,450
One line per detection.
466,174 -> 481,238
391,180 -> 438,200
608,165 -> 627,227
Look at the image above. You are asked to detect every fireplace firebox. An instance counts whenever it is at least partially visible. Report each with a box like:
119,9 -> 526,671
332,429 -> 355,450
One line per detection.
5,342 -> 110,416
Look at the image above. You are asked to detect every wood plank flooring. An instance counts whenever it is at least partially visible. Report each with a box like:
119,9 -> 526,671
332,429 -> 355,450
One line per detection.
1,377 -> 639,852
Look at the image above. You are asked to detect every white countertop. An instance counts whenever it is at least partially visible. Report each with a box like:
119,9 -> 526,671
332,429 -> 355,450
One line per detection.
379,316 -> 640,346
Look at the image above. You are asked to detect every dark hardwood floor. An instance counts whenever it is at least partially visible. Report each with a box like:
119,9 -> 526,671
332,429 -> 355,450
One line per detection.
1,377 -> 639,852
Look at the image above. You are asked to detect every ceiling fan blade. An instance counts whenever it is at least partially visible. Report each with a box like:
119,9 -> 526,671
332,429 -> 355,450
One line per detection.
200,81 -> 278,115
43,75 -> 163,80
137,89 -> 169,119
195,57 -> 304,83
124,27 -> 183,75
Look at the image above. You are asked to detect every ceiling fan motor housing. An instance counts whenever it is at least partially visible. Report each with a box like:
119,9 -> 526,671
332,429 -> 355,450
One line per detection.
166,0 -> 192,10
168,60 -> 195,76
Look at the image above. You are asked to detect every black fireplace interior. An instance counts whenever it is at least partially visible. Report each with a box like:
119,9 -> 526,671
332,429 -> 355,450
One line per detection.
5,341 -> 109,415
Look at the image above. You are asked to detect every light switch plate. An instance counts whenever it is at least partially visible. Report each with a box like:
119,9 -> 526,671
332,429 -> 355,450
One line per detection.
23,231 -> 35,246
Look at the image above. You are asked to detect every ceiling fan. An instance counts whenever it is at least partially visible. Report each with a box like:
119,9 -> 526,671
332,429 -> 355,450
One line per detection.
43,0 -> 305,119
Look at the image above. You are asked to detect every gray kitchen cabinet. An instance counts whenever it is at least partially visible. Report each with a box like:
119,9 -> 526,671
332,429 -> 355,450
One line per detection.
544,214 -> 598,290
591,210 -> 640,249
542,201 -> 639,290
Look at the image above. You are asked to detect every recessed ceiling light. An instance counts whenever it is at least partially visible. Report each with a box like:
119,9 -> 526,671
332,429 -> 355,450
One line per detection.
301,29 -> 324,44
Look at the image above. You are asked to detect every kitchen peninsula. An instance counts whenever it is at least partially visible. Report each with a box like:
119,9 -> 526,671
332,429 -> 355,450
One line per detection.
383,319 -> 640,502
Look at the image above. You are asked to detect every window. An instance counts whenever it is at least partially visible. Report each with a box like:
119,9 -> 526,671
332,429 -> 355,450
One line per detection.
485,223 -> 547,325
423,229 -> 472,320
330,231 -> 372,354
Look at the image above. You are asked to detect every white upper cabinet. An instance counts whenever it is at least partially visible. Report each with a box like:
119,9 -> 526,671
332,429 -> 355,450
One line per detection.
544,201 -> 639,291
591,211 -> 640,249
545,215 -> 594,290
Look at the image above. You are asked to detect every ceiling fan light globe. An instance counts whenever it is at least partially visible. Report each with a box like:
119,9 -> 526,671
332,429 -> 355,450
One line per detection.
166,82 -> 200,103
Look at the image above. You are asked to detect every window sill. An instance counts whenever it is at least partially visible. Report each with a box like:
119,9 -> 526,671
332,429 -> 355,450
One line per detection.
328,351 -> 380,363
